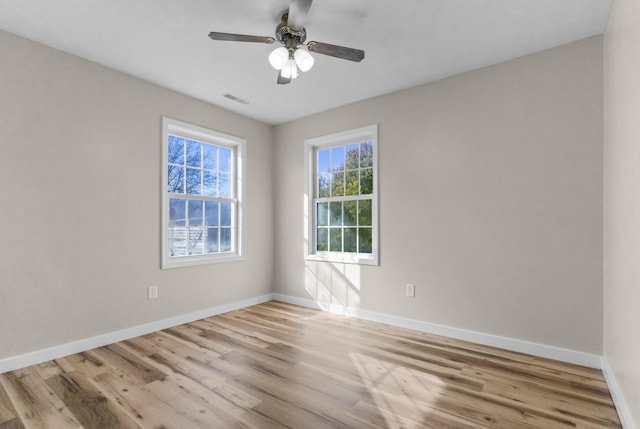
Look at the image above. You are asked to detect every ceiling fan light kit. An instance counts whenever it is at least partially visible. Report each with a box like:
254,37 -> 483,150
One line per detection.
269,46 -> 314,81
281,58 -> 299,79
208,0 -> 364,85
268,46 -> 289,70
293,49 -> 314,72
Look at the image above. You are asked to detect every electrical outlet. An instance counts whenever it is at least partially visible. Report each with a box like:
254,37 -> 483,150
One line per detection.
405,283 -> 415,297
148,285 -> 158,300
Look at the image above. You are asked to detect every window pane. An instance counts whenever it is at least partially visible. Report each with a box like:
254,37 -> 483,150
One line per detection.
331,172 -> 344,197
188,200 -> 203,226
345,170 -> 359,196
203,171 -> 217,197
186,168 -> 202,195
331,146 -> 345,171
360,168 -> 373,195
358,199 -> 372,226
219,147 -> 232,172
318,174 -> 330,198
169,227 -> 187,256
344,228 -> 357,253
329,202 -> 342,226
168,136 -> 184,164
345,144 -> 359,170
206,228 -> 219,253
203,144 -> 218,170
358,228 -> 372,253
360,141 -> 373,168
318,149 -> 330,173
329,228 -> 342,252
220,202 -> 232,227
186,140 -> 201,168
317,202 -> 328,226
343,201 -> 357,226
220,228 -> 232,252
219,173 -> 231,198
168,165 -> 184,193
205,201 -> 219,226
169,198 -> 186,226
189,227 -> 204,254
317,228 -> 328,251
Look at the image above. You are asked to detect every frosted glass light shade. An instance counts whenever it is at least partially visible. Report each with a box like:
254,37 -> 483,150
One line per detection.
281,58 -> 299,79
268,47 -> 289,70
294,49 -> 314,72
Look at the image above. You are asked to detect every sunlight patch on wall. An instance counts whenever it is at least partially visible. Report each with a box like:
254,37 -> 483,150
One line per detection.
305,261 -> 361,310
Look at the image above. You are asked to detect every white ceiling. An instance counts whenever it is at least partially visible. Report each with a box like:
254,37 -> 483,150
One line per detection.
0,0 -> 611,125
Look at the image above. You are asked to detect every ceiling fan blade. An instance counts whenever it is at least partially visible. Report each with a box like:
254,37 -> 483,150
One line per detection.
307,41 -> 365,62
277,70 -> 292,85
208,32 -> 275,44
287,0 -> 313,30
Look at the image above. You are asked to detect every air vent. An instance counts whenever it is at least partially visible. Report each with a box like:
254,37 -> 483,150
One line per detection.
223,93 -> 249,105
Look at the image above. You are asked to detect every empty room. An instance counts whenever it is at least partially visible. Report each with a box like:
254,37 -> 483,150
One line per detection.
0,0 -> 638,428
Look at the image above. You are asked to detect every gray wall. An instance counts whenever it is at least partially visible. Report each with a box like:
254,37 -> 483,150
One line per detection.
604,0 -> 640,425
0,30 -> 274,360
273,36 -> 604,354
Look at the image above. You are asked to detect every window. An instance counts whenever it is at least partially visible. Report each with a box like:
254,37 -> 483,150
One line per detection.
304,125 -> 378,265
162,117 -> 245,268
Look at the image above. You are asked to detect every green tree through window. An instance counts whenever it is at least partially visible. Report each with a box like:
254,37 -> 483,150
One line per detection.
315,141 -> 374,254
307,124 -> 378,265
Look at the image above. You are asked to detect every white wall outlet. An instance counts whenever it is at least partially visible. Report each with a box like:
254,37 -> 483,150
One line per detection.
406,283 -> 415,297
148,285 -> 158,300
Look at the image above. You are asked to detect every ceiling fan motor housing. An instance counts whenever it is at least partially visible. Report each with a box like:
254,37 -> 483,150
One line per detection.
275,13 -> 306,51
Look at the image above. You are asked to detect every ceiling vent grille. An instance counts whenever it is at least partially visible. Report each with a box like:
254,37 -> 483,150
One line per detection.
223,93 -> 249,105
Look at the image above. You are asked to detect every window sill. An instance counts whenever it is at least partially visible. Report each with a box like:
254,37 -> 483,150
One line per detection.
162,253 -> 245,269
305,253 -> 379,266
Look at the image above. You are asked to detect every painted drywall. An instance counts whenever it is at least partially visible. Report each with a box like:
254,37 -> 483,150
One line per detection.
604,0 -> 640,425
0,30 -> 274,360
273,36 -> 604,354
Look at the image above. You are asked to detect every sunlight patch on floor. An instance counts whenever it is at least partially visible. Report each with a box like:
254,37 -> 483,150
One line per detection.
350,352 -> 445,429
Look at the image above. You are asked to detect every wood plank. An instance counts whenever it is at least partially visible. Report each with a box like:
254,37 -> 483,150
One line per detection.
31,361 -> 62,381
45,371 -> 141,429
0,418 -> 24,429
195,318 -> 276,349
90,371 -> 204,429
0,382 -> 22,429
480,375 -> 621,427
99,344 -> 167,384
349,399 -> 482,429
162,325 -> 233,355
0,372 -> 83,429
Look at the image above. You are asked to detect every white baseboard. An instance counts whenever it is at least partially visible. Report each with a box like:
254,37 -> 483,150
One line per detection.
272,293 -> 602,369
0,294 -> 273,374
0,292 -> 601,372
602,358 -> 638,429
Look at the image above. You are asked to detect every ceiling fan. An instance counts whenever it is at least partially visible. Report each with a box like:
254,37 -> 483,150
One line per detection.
208,0 -> 365,85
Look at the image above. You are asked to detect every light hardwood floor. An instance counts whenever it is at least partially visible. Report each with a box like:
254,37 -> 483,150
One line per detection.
0,301 -> 621,428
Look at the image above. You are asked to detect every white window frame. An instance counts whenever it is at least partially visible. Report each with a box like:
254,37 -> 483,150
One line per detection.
304,124 -> 379,265
161,117 -> 245,269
